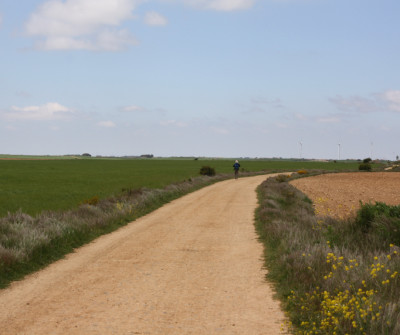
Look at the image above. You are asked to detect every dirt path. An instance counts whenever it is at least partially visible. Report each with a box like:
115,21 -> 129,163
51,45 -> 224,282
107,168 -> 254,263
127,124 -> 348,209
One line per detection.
0,175 -> 286,335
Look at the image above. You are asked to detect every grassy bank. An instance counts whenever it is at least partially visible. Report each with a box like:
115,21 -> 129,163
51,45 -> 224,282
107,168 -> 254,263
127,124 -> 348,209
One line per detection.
0,158 -> 361,217
256,174 -> 400,334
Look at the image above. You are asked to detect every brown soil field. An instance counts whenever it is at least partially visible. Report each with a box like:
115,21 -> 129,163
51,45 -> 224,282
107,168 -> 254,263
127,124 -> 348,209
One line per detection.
290,172 -> 400,219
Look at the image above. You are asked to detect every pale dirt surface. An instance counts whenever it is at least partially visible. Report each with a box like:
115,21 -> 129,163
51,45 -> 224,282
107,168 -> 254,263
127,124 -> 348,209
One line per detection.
0,174 -> 286,335
290,172 -> 400,219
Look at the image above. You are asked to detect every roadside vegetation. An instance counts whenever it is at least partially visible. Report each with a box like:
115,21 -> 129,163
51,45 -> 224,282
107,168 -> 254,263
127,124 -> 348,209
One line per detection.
0,173 -> 235,288
256,173 -> 400,334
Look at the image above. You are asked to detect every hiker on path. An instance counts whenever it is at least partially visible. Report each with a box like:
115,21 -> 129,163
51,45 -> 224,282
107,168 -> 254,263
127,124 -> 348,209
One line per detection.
233,160 -> 240,179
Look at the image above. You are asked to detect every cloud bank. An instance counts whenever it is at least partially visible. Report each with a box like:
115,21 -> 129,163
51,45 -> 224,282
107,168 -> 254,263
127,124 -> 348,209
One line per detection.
25,0 -> 139,51
97,120 -> 116,127
23,0 -> 257,51
3,102 -> 74,121
330,90 -> 400,114
183,0 -> 255,11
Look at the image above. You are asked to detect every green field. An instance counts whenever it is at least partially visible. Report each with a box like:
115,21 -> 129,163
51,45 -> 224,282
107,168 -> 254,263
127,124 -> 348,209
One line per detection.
0,158 -> 361,217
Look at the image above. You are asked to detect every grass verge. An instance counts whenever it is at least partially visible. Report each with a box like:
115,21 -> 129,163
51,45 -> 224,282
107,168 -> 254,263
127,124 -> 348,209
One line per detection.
256,174 -> 400,334
0,172 -> 243,289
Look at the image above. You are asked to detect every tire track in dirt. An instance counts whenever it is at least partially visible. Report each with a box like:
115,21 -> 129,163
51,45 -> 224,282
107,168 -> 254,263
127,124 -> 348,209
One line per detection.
0,174 -> 286,335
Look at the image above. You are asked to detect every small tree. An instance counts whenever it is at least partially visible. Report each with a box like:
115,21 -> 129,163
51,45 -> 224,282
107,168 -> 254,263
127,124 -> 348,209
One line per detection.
363,157 -> 372,163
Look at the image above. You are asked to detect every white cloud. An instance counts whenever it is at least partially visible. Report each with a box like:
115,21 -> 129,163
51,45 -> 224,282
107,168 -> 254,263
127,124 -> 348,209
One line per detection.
160,119 -> 187,127
275,122 -> 289,129
210,126 -> 229,134
329,94 -> 380,114
144,11 -> 168,26
23,0 -> 256,50
122,105 -> 145,112
3,102 -> 74,121
183,0 -> 255,11
25,0 -> 139,51
317,117 -> 340,123
330,90 -> 400,114
294,113 -> 307,120
382,90 -> 400,112
97,120 -> 116,127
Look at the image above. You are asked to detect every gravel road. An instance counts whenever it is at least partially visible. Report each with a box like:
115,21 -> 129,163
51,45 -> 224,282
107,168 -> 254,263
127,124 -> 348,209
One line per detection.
0,175 -> 286,335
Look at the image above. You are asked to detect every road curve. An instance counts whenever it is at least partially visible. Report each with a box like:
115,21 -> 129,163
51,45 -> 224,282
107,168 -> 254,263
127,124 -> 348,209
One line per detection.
0,174 -> 286,335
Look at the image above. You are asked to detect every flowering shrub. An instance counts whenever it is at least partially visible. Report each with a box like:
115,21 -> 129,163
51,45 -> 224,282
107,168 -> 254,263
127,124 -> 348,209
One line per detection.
297,170 -> 309,175
287,244 -> 399,334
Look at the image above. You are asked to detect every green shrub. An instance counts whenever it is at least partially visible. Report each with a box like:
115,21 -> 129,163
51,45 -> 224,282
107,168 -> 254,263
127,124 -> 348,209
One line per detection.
363,157 -> 372,163
199,166 -> 216,176
359,163 -> 372,171
356,202 -> 400,244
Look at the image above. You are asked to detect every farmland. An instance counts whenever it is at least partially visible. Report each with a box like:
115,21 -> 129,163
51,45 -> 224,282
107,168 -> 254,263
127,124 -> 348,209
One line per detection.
1,157 -> 399,333
0,158 -> 360,217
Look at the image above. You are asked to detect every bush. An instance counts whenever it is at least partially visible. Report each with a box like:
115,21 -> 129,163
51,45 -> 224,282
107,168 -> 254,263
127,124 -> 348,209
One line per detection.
363,157 -> 372,163
276,174 -> 291,183
81,196 -> 99,206
199,166 -> 216,176
356,202 -> 400,244
359,163 -> 372,171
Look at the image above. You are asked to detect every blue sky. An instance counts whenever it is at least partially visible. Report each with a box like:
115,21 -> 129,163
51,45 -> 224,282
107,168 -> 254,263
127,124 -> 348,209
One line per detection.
1,0 -> 399,159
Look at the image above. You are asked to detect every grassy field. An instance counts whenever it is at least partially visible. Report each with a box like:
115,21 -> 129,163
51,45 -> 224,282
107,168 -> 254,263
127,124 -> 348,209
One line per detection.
0,158 -> 361,217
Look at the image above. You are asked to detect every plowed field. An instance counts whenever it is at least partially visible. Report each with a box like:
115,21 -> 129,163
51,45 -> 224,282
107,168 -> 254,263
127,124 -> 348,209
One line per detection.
290,172 -> 400,219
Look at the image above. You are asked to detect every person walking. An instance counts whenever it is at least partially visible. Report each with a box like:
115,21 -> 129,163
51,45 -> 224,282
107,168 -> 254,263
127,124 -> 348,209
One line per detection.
233,160 -> 240,179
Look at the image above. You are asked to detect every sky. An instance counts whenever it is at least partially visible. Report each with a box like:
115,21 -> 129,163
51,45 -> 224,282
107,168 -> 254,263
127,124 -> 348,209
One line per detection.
1,0 -> 399,159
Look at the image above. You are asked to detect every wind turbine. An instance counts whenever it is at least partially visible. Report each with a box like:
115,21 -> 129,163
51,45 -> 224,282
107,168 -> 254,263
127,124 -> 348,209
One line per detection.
299,140 -> 303,159
370,142 -> 373,159
338,143 -> 341,161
